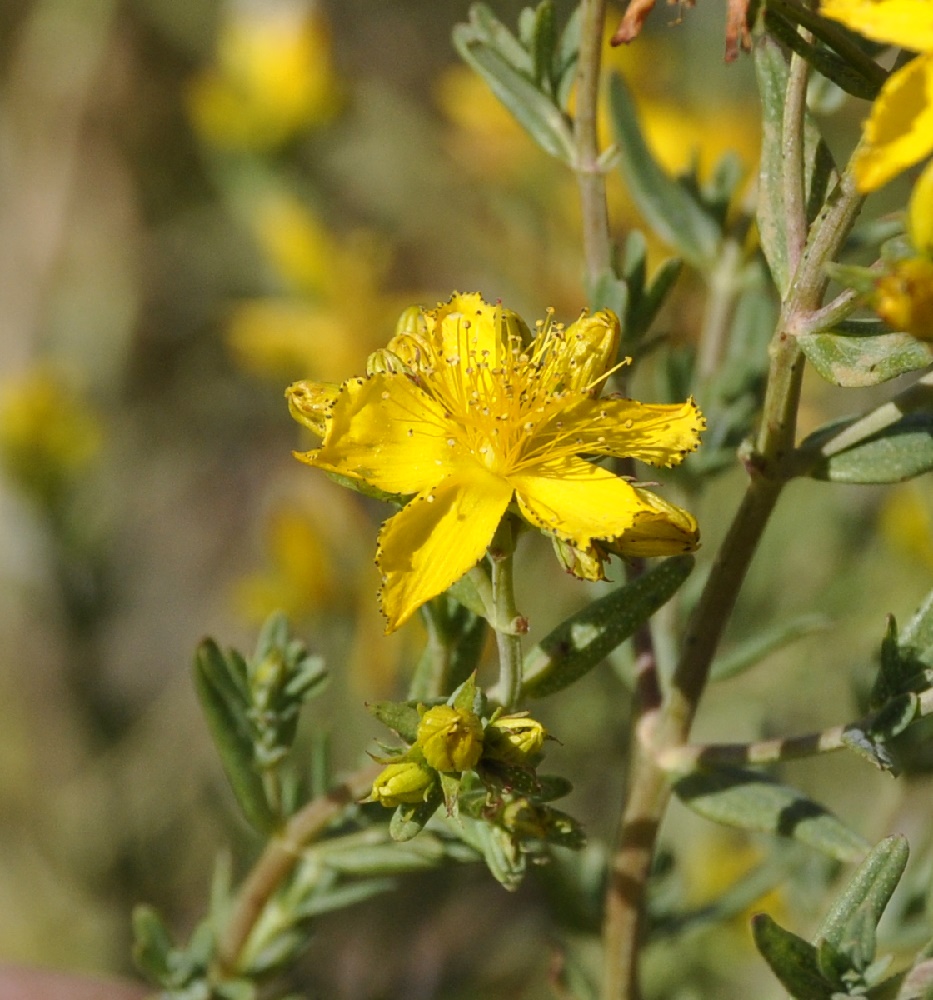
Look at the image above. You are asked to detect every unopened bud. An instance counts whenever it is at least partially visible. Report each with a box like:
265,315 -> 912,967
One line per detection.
367,760 -> 436,807
484,714 -> 547,766
416,705 -> 483,772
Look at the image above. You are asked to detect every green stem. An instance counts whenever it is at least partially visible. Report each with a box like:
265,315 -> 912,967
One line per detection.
574,0 -> 611,291
215,762 -> 381,975
782,49 -> 808,277
489,518 -> 525,710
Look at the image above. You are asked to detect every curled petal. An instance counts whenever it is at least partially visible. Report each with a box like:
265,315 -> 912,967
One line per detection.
377,468 -> 513,632
609,486 -> 699,556
286,379 -> 340,437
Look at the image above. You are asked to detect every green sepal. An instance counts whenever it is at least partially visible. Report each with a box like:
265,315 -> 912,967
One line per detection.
608,73 -> 721,269
817,834 -> 909,967
439,771 -> 462,816
673,765 -> 869,862
453,4 -> 575,163
843,692 -> 919,774
522,555 -> 694,697
389,784 -> 445,842
193,639 -> 278,835
450,671 -> 484,716
798,327 -> 933,388
710,613 -> 830,682
752,913 -> 837,1000
367,700 -> 422,744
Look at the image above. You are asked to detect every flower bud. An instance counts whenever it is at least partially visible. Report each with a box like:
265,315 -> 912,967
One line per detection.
286,380 -> 339,437
416,705 -> 483,772
563,308 -> 622,391
483,714 -> 547,766
874,258 -> 933,341
368,760 -> 436,807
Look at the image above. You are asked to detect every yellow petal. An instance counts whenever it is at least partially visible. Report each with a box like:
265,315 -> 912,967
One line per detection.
312,373 -> 455,494
531,396 -> 704,469
555,308 -> 622,391
512,457 -> 672,546
611,486 -> 700,556
853,55 -> 933,191
377,468 -> 513,631
821,0 -> 933,51
908,159 -> 933,254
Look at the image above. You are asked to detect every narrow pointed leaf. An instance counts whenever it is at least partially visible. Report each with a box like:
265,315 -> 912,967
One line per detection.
818,834 -> 909,951
522,555 -> 694,697
752,913 -> 837,999
194,641 -> 277,834
901,587 -> 933,664
608,73 -> 720,269
711,613 -> 830,681
674,765 -> 869,861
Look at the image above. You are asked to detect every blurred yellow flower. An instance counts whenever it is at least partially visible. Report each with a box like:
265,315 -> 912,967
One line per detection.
228,191 -> 403,382
233,502 -> 340,624
822,0 -> 933,191
0,369 -> 101,506
290,293 -> 703,631
878,483 -> 933,569
187,2 -> 340,151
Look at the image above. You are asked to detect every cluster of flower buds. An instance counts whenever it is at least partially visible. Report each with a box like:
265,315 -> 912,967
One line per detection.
367,700 -> 548,810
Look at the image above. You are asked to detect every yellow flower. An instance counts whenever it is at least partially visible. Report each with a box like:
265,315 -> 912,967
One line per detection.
416,705 -> 484,772
822,0 -> 933,191
289,293 -> 703,631
187,3 -> 340,151
0,368 -> 101,505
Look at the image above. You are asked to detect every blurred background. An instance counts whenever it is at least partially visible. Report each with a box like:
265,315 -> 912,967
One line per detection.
1,0 -> 931,997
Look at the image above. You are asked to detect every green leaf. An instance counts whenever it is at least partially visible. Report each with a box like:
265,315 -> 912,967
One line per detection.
608,73 -> 721,269
798,374 -> 933,484
818,834 -> 909,952
901,587 -> 933,665
754,35 -> 839,296
752,913 -> 838,1000
132,905 -> 176,986
389,786 -> 444,842
457,814 -> 527,891
522,555 -> 694,697
193,640 -> 277,834
673,765 -> 869,861
711,613 -> 830,681
453,6 -> 575,162
799,329 -> 933,388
